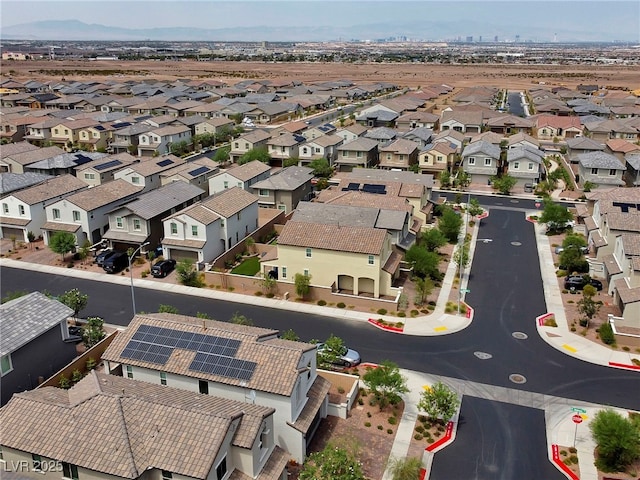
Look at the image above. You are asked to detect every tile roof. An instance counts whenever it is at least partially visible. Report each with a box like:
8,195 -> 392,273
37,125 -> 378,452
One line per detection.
201,186 -> 258,217
586,187 -> 640,203
0,141 -> 40,159
621,233 -> 640,256
237,129 -> 272,144
251,166 -> 313,191
0,292 -> 73,356
102,313 -> 316,396
0,371 -> 275,479
383,251 -> 403,274
345,168 -> 434,189
605,212 -> 640,233
223,160 -> 271,182
278,221 -> 387,255
113,182 -> 205,220
337,137 -> 379,152
602,253 -> 623,275
614,278 -> 640,304
10,174 -> 87,205
293,201 -> 406,231
287,376 -> 331,434
127,155 -> 186,176
65,179 -> 143,211
320,189 -> 412,212
5,146 -> 66,166
462,140 -> 501,159
577,151 -> 625,169
0,172 -> 53,195
379,138 -> 420,155
27,152 -> 108,171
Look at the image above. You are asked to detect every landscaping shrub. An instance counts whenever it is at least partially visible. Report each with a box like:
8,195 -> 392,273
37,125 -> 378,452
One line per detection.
377,308 -> 387,315
255,291 -> 263,296
388,416 -> 397,425
397,311 -> 406,317
337,302 -> 346,308
377,425 -> 383,430
317,299 -> 327,306
599,322 -> 615,345
411,309 -> 419,317
365,422 -> 371,427
544,317 -> 558,327
387,429 -> 393,434
414,433 -> 423,440
266,292 -> 274,298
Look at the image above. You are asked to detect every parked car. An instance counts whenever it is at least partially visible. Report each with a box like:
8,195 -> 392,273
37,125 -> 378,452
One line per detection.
316,343 -> 361,367
102,251 -> 128,274
546,220 -> 575,232
151,259 -> 177,278
564,275 -> 603,291
95,249 -> 114,267
555,245 -> 589,255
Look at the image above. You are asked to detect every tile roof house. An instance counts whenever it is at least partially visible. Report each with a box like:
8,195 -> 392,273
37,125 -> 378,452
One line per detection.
298,134 -> 343,166
42,178 -> 143,247
432,129 -> 466,150
583,119 -> 639,143
25,151 -> 108,177
209,160 -> 271,195
461,141 -> 501,185
74,152 -> 138,187
137,124 -> 192,157
0,371 -> 289,480
0,174 -> 87,242
113,154 -> 187,192
418,142 -> 456,178
533,114 -> 583,140
395,111 -> 439,130
335,137 -> 379,171
159,158 -> 219,195
335,124 -> 368,143
440,110 -> 484,135
566,137 -> 606,163
103,181 -> 205,254
605,138 -> 640,163
0,172 -> 52,196
229,130 -> 272,164
505,147 -> 545,186
485,114 -> 534,135
378,138 -> 420,171
1,145 -> 66,174
161,187 -> 259,263
266,133 -> 306,165
0,292 -> 76,406
401,127 -> 434,148
250,166 -> 314,214
624,153 -> 640,187
577,151 -> 626,189
108,122 -> 153,155
101,313 -> 329,463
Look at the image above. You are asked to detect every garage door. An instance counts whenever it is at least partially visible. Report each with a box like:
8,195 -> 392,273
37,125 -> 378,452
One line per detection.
169,249 -> 199,262
1,227 -> 24,239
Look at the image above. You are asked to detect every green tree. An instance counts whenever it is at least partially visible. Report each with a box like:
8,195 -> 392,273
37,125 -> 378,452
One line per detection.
563,233 -> 587,250
230,311 -> 254,326
83,316 -> 106,348
294,272 -> 312,299
147,251 -> 156,271
239,147 -> 270,165
280,329 -> 300,341
212,146 -> 231,163
467,197 -> 483,218
59,288 -> 88,319
309,158 -> 333,177
261,274 -> 277,295
454,170 -> 470,188
283,157 -> 300,167
539,199 -> 573,232
417,381 -> 460,423
578,284 -> 601,328
362,360 -> 409,411
193,132 -> 216,148
439,170 -> 452,188
158,304 -> 179,314
491,174 -> 517,195
170,140 -> 190,156
405,245 -> 441,280
387,456 -> 423,480
413,276 -> 434,306
453,240 -> 470,272
1,290 -> 28,304
317,334 -> 346,369
175,259 -> 204,287
420,228 -> 447,252
438,207 -> 463,243
49,231 -> 77,261
559,247 -> 587,274
590,409 -> 640,473
583,181 -> 596,193
299,441 -> 365,480
229,113 -> 244,124
316,177 -> 329,190
78,240 -> 90,264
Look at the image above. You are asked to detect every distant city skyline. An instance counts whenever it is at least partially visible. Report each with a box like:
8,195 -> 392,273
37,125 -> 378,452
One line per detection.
2,1 -> 639,42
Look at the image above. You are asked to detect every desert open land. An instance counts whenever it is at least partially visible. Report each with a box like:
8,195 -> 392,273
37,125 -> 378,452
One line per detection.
4,59 -> 640,91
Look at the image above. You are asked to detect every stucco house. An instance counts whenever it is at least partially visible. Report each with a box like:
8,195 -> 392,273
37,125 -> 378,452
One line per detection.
229,129 -> 272,163
396,111 -> 439,130
137,125 -> 192,157
0,174 -> 87,241
418,142 -> 456,177
335,137 -> 379,171
208,160 -> 271,195
159,158 -> 219,195
298,134 -> 343,166
161,187 -> 259,263
505,147 -> 545,186
335,124 -> 368,143
440,110 -> 484,135
0,371 -> 289,480
577,151 -> 626,189
1,146 -> 65,174
534,114 -> 583,140
461,140 -> 501,185
378,138 -> 420,171
75,152 -> 139,187
624,153 -> 640,187
114,155 -> 187,192
108,123 -> 153,154
266,133 -> 306,165
101,312 -> 329,464
250,166 -> 314,213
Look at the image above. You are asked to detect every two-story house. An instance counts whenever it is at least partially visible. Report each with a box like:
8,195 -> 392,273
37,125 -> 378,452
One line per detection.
298,134 -> 343,166
103,181 -> 205,254
583,119 -> 639,144
49,118 -> 99,151
609,233 -> 640,327
461,141 -> 501,186
76,124 -> 113,152
1,146 -> 65,174
22,117 -> 61,146
505,147 -> 545,187
335,137 -> 379,172
534,114 -> 583,140
401,127 -> 434,149
229,130 -> 272,163
161,187 -> 259,263
0,174 -> 87,241
396,111 -> 439,130
0,292 -> 77,406
624,153 -> 640,187
137,125 -> 192,157
418,142 -> 456,178
75,152 -> 139,187
302,123 -> 337,140
114,155 -> 187,192
335,124 -> 368,143
25,151 -> 108,177
42,179 -> 143,246
194,117 -> 235,137
108,123 -> 153,154
378,138 -> 420,171
101,313 -> 329,463
0,371 -> 289,480
250,166 -> 314,213
159,158 -> 218,195
266,133 -> 306,166
208,160 -> 271,195
577,151 -> 626,189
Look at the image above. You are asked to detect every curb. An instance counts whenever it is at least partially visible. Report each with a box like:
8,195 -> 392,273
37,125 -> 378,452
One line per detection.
550,444 -> 579,480
367,318 -> 405,333
608,361 -> 640,371
537,312 -> 555,327
425,421 -> 454,452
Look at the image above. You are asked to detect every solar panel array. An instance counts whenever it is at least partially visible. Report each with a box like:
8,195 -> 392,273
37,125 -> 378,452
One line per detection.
188,166 -> 210,177
612,201 -> 640,213
341,182 -> 361,192
94,159 -> 122,171
157,159 -> 174,167
120,324 -> 256,381
73,154 -> 95,166
362,183 -> 386,194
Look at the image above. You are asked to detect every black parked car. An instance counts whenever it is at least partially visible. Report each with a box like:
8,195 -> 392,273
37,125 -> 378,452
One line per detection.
151,259 -> 177,278
564,275 -> 603,291
103,251 -> 128,274
95,249 -> 114,267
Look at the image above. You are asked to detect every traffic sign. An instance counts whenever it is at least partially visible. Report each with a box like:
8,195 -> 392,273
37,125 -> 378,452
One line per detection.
535,202 -> 541,208
461,289 -> 471,293
572,414 -> 583,424
571,407 -> 587,414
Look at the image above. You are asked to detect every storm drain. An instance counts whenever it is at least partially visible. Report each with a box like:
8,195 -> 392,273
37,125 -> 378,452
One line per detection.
512,332 -> 528,340
509,374 -> 527,384
511,241 -> 522,246
474,351 -> 493,360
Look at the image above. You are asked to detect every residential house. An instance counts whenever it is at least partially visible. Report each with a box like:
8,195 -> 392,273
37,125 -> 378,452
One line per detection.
461,141 -> 501,185
262,220 -> 401,300
577,152 -> 626,189
485,114 -> 534,135
1,146 -> 65,174
335,124 -> 368,143
402,127 -> 434,149
298,134 -> 343,166
42,179 -> 143,246
77,124 -> 113,152
114,155 -> 187,192
49,118 -> 99,151
605,138 -> 640,164
505,147 -> 545,187
25,151 -> 108,177
418,142 -> 456,177
161,187 -> 259,262
103,181 -> 205,253
194,117 -> 235,137
250,166 -> 314,213
507,132 -> 541,151
0,174 -> 87,241
0,292 -> 77,406
378,138 -> 419,171
396,111 -> 439,130
566,137 -> 605,163
209,160 -> 271,195
433,129 -> 466,150
229,130 -> 272,163
533,114 -> 583,140
583,119 -> 639,143
137,124 -> 192,157
101,312 -> 328,464
0,370 -> 289,480
0,172 -> 52,196
266,133 -> 306,166
160,158 -> 219,195
469,131 -> 503,146
440,110 -> 484,135
303,123 -> 337,140
355,108 -> 398,128
0,142 -> 40,172
624,153 -> 640,187
335,137 -> 379,171
609,233 -> 640,326
0,114 -> 39,143
108,123 -> 153,154
75,152 -> 138,187
364,127 -> 398,147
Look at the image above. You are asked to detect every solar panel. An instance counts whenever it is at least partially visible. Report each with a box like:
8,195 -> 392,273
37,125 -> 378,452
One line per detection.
94,159 -> 123,171
157,159 -> 174,167
612,202 -> 640,213
190,351 -> 257,381
188,166 -> 210,176
347,182 -> 360,190
73,154 -> 95,166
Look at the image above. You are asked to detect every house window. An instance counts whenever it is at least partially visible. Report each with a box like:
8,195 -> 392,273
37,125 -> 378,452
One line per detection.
32,454 -> 42,471
215,456 -> 227,480
305,248 -> 312,258
2,203 -> 7,214
220,219 -> 225,227
591,168 -> 598,175
315,147 -> 321,153
0,354 -> 12,376
54,128 -> 59,135
513,162 -> 519,169
133,219 -> 141,231
84,173 -> 95,180
484,158 -> 491,166
259,425 -> 270,456
126,365 -> 133,379
223,181 -> 229,189
386,153 -> 392,160
437,156 -> 443,162
161,471 -> 172,480
199,380 -> 209,395
237,182 -> 242,188
468,157 -> 475,165
303,268 -> 309,277
528,163 -> 534,170
277,205 -> 286,211
234,142 -> 239,149
160,372 -> 167,385
192,225 -> 198,237
18,205 -> 25,216
356,151 -> 362,158
237,212 -> 241,221
73,211 -> 80,222
259,189 -> 269,196
116,217 -> 123,228
62,463 -> 79,480
281,266 -> 287,279
131,176 -> 140,184
609,169 -> 617,176
53,208 -> 61,219
368,255 -> 374,265
170,222 -> 178,235
244,143 -> 249,149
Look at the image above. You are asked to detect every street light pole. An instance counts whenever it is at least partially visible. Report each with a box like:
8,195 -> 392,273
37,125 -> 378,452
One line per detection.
129,241 -> 150,316
458,192 -> 471,316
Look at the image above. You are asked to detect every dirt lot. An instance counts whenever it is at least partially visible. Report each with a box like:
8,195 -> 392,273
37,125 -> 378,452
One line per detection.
4,59 -> 640,91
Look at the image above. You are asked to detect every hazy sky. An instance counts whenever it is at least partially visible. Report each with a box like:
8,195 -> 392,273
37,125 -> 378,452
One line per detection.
2,1 -> 639,41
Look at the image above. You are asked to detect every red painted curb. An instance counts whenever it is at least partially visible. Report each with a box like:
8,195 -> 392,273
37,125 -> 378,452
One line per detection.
367,318 -> 404,332
463,302 -> 473,319
526,217 -> 538,224
551,444 -> 579,480
425,421 -> 454,452
478,211 -> 489,219
537,312 -> 555,327
419,467 -> 427,480
609,361 -> 640,371
360,362 -> 379,369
